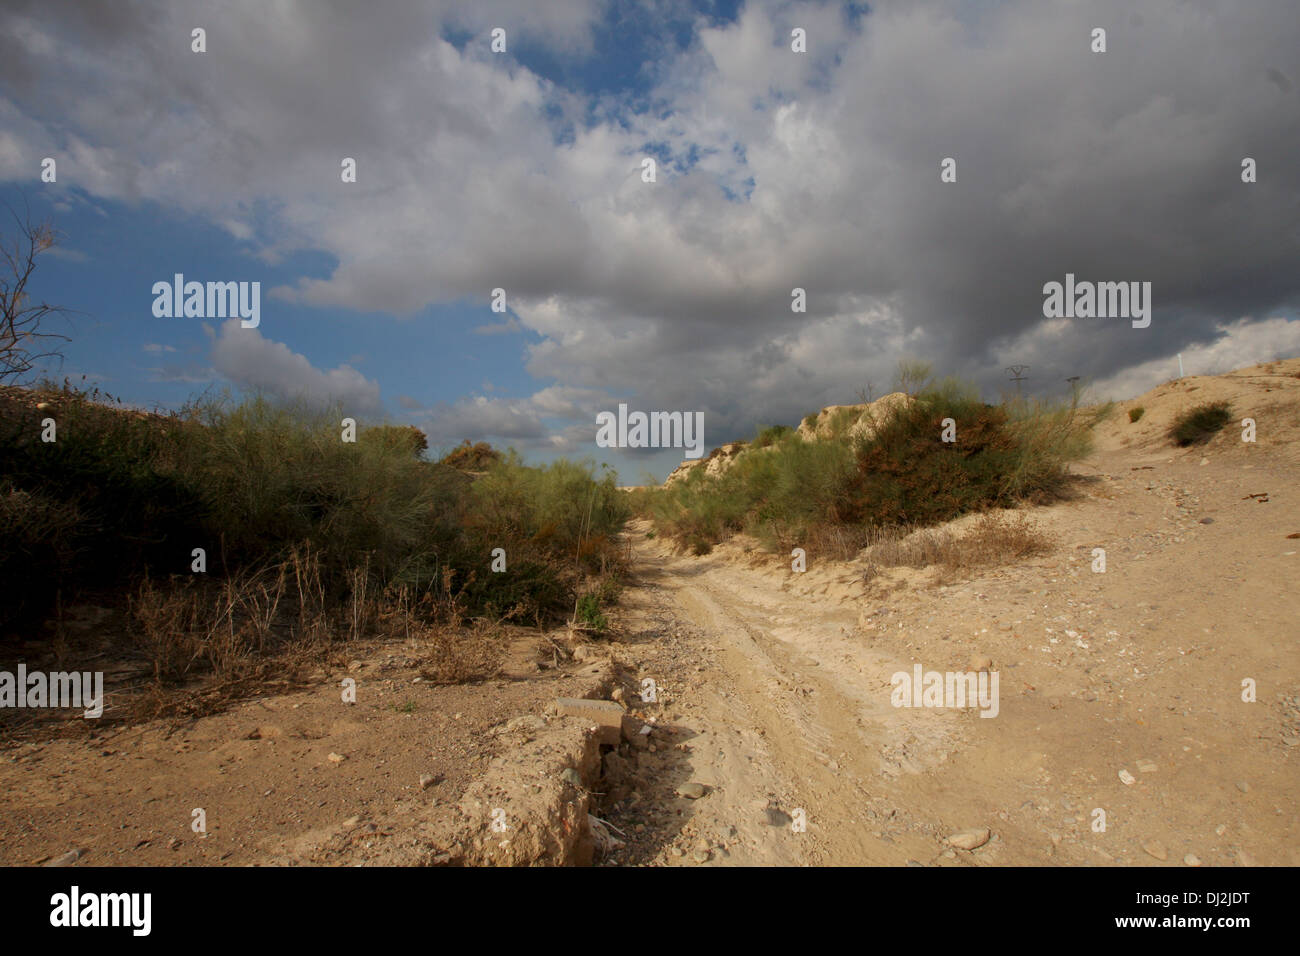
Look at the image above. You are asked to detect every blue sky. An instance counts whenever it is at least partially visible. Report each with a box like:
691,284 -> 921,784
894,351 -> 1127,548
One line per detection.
3,0 -> 1298,483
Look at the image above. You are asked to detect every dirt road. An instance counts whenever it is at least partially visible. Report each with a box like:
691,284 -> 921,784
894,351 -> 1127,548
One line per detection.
600,444 -> 1299,866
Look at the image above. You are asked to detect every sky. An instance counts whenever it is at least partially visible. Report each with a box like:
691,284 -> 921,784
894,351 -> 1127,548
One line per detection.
2,0 -> 1298,483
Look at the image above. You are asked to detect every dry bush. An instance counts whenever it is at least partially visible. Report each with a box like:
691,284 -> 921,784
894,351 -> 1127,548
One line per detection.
862,511 -> 1054,584
125,548 -> 370,719
417,619 -> 506,685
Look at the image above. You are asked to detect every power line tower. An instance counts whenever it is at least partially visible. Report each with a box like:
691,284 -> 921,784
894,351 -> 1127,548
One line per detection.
1006,365 -> 1029,397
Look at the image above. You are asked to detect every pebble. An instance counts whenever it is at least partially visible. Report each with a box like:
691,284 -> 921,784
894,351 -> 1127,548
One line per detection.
327,752 -> 346,764
1118,769 -> 1136,785
42,849 -> 86,867
1136,759 -> 1158,773
947,827 -> 991,850
559,768 -> 582,787
693,848 -> 710,863
419,774 -> 436,790
1183,853 -> 1202,867
676,782 -> 707,799
1142,841 -> 1168,861
1236,781 -> 1251,793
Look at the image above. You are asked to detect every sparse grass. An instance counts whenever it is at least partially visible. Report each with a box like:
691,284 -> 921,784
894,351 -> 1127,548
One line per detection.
861,511 -> 1055,585
1169,401 -> 1233,446
1129,406 -> 1145,423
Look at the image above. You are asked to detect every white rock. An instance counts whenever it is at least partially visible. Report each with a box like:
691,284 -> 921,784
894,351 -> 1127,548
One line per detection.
947,827 -> 991,850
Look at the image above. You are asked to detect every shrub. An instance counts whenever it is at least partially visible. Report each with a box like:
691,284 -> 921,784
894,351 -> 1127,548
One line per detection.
0,385 -> 629,646
753,424 -> 791,449
636,373 -> 1092,553
439,440 -> 502,471
1168,401 -> 1233,446
1128,406 -> 1144,423
575,593 -> 608,632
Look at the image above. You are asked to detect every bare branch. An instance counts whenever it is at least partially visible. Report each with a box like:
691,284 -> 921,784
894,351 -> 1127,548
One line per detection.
0,202 -> 71,383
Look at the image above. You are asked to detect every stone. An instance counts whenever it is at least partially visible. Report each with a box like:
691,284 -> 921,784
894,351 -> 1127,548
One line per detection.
1184,853 -> 1202,867
1143,841 -> 1168,861
504,715 -> 545,735
947,827 -> 991,850
559,767 -> 583,787
676,782 -> 707,799
555,697 -> 624,745
42,849 -> 86,867
1118,769 -> 1136,785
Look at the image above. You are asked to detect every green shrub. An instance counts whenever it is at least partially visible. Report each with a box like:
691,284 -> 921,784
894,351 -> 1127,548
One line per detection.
0,385 -> 629,633
636,373 -> 1092,552
575,592 -> 608,631
1128,406 -> 1144,423
753,424 -> 791,449
1169,401 -> 1233,446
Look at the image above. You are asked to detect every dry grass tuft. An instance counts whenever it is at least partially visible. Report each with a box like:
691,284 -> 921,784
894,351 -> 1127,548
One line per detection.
861,511 -> 1055,585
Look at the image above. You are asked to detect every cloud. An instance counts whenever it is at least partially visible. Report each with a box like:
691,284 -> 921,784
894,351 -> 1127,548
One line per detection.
1090,316 -> 1300,400
4,0 -> 1299,449
473,316 -> 523,335
210,318 -> 382,414
418,384 -> 614,452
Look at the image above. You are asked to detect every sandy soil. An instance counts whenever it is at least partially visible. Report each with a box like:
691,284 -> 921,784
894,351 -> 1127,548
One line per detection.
0,635 -> 607,866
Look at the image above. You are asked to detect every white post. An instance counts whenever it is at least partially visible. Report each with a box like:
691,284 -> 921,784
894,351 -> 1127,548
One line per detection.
1178,353 -> 1184,378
